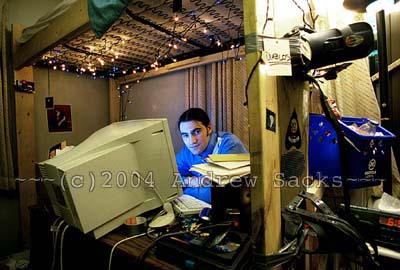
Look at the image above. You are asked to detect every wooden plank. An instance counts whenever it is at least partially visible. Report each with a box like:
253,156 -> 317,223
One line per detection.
13,0 -> 90,70
15,66 -> 37,243
388,11 -> 400,170
371,57 -> 400,82
115,46 -> 245,85
244,0 -> 282,254
277,78 -> 308,208
109,79 -> 120,123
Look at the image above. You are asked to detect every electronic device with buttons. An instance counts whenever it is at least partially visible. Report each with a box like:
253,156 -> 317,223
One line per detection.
341,204 -> 400,251
155,224 -> 252,270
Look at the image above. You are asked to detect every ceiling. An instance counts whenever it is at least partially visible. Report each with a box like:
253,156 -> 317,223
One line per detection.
37,0 -> 244,78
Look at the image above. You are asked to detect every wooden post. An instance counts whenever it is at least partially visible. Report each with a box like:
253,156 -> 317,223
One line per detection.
244,0 -> 281,254
109,79 -> 120,123
13,25 -> 38,244
244,0 -> 309,255
277,78 -> 308,208
14,67 -> 37,243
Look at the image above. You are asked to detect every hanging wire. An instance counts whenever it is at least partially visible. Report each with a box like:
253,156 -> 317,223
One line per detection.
262,0 -> 271,35
243,52 -> 263,107
290,0 -> 313,29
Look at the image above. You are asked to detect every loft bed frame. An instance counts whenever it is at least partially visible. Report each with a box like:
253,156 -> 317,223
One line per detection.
13,0 -> 90,70
12,0 -> 246,80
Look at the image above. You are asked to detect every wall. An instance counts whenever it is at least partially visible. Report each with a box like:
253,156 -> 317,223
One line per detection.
123,70 -> 187,153
34,68 -> 110,162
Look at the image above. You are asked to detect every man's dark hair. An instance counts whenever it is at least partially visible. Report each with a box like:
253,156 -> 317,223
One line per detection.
178,108 -> 210,129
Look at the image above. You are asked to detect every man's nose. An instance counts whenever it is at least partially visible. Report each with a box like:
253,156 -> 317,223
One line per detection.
190,134 -> 197,143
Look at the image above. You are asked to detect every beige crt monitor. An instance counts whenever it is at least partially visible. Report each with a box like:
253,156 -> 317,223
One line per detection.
38,119 -> 182,239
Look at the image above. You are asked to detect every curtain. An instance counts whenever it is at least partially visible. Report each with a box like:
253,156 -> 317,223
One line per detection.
185,57 -> 249,149
0,0 -> 16,191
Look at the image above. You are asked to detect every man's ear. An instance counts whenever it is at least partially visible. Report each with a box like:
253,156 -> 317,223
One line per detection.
206,123 -> 212,136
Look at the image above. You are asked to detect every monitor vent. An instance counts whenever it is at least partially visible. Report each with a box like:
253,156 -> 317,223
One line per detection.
38,165 -> 48,178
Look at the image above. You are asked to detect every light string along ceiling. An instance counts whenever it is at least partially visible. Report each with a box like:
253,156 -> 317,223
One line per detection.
37,0 -> 244,81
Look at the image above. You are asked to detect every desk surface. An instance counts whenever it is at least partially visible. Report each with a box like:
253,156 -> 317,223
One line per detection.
100,232 -> 183,270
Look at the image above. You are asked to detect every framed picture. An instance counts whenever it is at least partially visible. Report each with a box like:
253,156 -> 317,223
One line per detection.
47,105 -> 72,132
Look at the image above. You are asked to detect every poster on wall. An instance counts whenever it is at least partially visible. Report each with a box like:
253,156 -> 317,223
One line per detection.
47,105 -> 72,132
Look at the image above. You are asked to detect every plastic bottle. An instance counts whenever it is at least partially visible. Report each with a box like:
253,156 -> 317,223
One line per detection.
357,119 -> 378,136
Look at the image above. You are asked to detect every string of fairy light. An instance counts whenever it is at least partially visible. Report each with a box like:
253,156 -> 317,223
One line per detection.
39,0 -> 242,78
116,1 -> 243,120
37,0 -> 243,120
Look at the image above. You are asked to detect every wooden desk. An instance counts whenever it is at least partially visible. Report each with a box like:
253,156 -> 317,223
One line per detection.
100,232 -> 182,270
29,205 -> 182,270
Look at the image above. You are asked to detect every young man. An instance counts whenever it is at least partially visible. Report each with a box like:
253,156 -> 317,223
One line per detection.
176,108 -> 248,203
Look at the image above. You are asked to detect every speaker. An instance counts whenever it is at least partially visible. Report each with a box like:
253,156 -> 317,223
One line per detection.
299,22 -> 374,70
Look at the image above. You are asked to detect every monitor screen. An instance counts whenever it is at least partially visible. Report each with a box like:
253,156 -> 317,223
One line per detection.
38,118 -> 182,239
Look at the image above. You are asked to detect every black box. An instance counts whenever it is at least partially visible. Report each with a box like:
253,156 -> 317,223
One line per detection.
155,230 -> 252,270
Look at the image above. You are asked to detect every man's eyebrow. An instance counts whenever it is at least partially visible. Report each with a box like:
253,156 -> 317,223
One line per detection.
180,128 -> 202,135
191,128 -> 202,133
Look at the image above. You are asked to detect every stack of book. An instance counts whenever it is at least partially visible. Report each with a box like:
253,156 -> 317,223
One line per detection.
189,154 -> 251,186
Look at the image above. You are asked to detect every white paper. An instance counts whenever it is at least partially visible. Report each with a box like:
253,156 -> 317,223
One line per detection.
205,159 -> 250,170
262,38 -> 292,76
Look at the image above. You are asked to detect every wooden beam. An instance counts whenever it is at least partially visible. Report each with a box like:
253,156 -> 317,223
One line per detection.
13,0 -> 90,70
115,46 -> 245,85
244,0 -> 282,254
244,0 -> 310,255
15,66 -> 37,243
109,79 -> 120,123
371,57 -> 400,82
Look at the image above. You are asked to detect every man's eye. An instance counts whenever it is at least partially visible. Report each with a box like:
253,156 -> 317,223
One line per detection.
193,129 -> 201,135
181,134 -> 188,138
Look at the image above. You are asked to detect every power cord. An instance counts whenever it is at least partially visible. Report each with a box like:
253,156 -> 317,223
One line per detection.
59,224 -> 69,270
108,230 -> 152,270
50,219 -> 65,270
243,52 -> 263,107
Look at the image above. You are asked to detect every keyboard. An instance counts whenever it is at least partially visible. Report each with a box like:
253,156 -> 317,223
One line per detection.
172,195 -> 211,216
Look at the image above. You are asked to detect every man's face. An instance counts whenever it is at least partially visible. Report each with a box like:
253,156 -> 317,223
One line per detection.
179,120 -> 212,155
